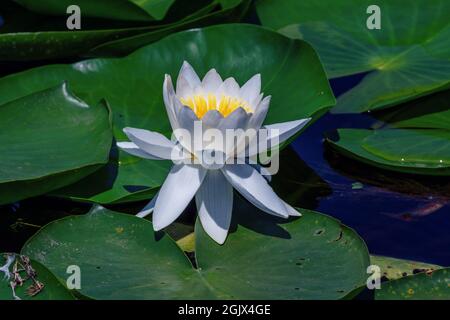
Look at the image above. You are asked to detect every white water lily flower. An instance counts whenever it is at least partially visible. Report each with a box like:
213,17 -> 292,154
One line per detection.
117,61 -> 311,244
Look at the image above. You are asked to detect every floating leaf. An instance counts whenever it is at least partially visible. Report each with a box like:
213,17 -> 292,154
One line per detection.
0,0 -> 249,61
176,232 -> 195,253
0,24 -> 334,203
376,268 -> 450,300
370,255 -> 442,281
194,197 -> 370,299
22,204 -> 369,300
363,130 -> 450,167
88,1 -> 251,57
0,83 -> 112,204
374,90 -> 450,130
256,0 -> 450,113
14,0 -> 175,21
327,129 -> 450,176
326,90 -> 450,175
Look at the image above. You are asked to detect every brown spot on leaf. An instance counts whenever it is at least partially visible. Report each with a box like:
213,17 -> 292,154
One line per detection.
115,227 -> 124,234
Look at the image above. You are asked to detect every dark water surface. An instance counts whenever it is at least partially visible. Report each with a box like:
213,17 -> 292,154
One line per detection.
291,75 -> 450,266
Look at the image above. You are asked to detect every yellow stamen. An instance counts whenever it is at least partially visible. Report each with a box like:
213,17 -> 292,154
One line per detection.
180,94 -> 252,119
207,94 -> 216,111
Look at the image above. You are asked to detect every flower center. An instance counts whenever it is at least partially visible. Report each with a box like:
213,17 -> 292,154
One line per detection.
180,94 -> 252,119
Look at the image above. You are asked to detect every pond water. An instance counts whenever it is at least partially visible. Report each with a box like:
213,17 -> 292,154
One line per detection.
0,61 -> 449,268
291,74 -> 450,266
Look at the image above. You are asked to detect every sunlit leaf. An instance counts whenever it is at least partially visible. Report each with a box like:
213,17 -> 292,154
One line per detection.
22,204 -> 369,299
256,0 -> 450,113
326,90 -> 450,175
376,268 -> 450,300
0,83 -> 112,204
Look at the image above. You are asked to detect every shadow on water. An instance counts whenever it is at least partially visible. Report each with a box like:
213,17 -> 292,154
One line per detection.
0,198 -> 92,253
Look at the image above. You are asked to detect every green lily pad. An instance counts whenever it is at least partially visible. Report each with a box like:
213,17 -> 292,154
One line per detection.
327,129 -> 450,176
326,89 -> 450,175
370,255 -> 442,281
0,83 -> 112,205
194,197 -> 370,299
0,253 -> 75,300
363,129 -> 450,166
14,0 -> 175,21
376,268 -> 450,300
0,0 -> 248,61
256,0 -> 450,113
23,207 -> 213,300
50,146 -> 171,204
0,24 -> 334,204
88,0 -> 251,57
373,89 -> 450,130
0,0 -> 154,62
22,204 -> 369,300
176,232 -> 196,253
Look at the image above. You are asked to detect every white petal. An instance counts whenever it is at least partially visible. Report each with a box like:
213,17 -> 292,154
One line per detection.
263,118 -> 311,146
252,93 -> 264,111
200,111 -> 226,156
195,170 -> 233,244
255,93 -> 264,108
247,95 -> 270,131
171,93 -> 184,117
240,74 -> 261,106
283,200 -> 302,217
221,164 -> 289,218
176,61 -> 200,97
174,106 -> 199,155
216,107 -> 250,131
218,77 -> 240,97
176,106 -> 199,134
136,192 -> 159,218
251,164 -> 272,182
153,164 -> 206,230
243,96 -> 271,157
216,108 -> 251,158
123,127 -> 177,160
175,74 -> 193,99
163,74 -> 178,130
202,110 -> 223,129
117,141 -> 163,160
201,68 -> 223,94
